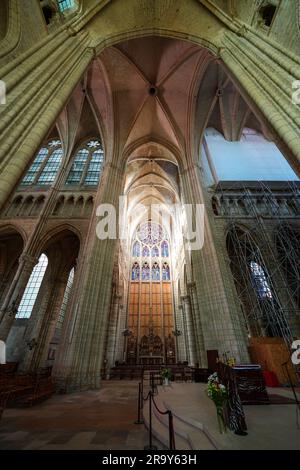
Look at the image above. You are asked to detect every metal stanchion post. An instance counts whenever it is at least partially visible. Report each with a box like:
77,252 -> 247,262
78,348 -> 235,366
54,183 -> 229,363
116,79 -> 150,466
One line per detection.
144,391 -> 157,450
135,382 -> 144,424
168,411 -> 175,450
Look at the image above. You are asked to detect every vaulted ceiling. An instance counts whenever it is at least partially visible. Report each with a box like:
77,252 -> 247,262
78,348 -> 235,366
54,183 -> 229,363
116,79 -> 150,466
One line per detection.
53,36 -> 268,237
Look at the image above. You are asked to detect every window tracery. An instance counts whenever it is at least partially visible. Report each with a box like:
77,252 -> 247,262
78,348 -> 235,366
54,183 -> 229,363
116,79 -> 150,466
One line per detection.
21,140 -> 63,187
65,139 -> 104,187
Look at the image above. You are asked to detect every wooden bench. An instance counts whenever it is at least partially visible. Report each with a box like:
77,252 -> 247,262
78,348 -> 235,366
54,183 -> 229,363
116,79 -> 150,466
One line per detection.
19,378 -> 55,406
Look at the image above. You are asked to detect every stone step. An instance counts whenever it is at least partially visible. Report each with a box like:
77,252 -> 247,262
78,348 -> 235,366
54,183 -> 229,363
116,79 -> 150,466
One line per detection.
143,388 -> 218,450
142,395 -> 191,450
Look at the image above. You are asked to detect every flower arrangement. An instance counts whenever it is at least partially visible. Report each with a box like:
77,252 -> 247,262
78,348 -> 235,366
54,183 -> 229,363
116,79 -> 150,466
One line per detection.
207,373 -> 228,433
160,368 -> 172,380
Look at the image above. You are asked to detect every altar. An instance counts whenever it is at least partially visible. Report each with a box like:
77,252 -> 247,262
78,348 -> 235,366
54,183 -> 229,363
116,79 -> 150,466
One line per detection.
139,355 -> 164,365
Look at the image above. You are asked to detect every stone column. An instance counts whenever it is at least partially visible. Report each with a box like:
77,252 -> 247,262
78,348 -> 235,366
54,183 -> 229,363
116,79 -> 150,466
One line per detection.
105,293 -> 122,376
181,163 -> 249,363
0,253 -> 38,341
181,294 -> 197,366
178,304 -> 189,363
173,303 -> 186,363
20,273 -> 68,373
53,162 -> 125,390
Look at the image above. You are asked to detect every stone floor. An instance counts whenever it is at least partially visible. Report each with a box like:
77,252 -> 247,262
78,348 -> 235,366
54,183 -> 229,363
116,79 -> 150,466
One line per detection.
159,383 -> 300,450
1,380 -> 300,450
0,381 -> 160,450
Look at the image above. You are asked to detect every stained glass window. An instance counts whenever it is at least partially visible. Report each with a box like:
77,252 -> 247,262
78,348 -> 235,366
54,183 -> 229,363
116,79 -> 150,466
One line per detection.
137,222 -> 163,245
132,262 -> 140,281
142,262 -> 150,281
66,140 -> 104,187
16,254 -> 48,319
250,261 -> 272,300
132,241 -> 140,257
162,262 -> 170,281
161,240 -> 169,257
151,246 -> 159,257
21,141 -> 63,187
152,262 -> 160,281
58,0 -> 74,12
142,246 -> 150,257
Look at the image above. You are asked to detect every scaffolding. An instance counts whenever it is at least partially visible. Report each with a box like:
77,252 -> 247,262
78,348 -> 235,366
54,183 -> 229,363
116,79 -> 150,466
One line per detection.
214,180 -> 300,349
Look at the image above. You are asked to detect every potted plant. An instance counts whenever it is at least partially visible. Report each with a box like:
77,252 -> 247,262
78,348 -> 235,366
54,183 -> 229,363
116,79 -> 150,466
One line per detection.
161,368 -> 172,386
207,372 -> 228,433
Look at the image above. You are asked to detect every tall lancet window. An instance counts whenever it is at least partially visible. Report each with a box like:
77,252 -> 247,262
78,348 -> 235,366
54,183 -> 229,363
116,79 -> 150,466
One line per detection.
16,254 -> 48,319
58,0 -> 75,12
152,262 -> 160,281
65,139 -> 104,187
161,241 -> 169,257
132,241 -> 140,257
131,262 -> 140,281
20,140 -> 63,187
250,261 -> 272,300
127,221 -> 175,364
56,268 -> 75,330
142,261 -> 150,281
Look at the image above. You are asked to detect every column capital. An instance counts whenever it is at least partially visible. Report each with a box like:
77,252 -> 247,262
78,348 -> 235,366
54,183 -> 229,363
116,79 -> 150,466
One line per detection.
2,300 -> 18,318
19,252 -> 38,267
181,162 -> 201,176
180,295 -> 189,301
187,281 -> 196,289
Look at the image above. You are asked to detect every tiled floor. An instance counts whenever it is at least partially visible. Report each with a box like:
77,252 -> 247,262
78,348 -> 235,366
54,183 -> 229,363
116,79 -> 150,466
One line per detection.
0,381 -> 160,450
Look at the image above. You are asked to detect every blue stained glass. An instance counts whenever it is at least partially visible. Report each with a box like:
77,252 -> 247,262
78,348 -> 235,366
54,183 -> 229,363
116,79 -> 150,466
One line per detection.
142,246 -> 150,257
151,246 -> 159,257
162,263 -> 170,281
132,262 -> 140,281
152,263 -> 160,281
250,261 -> 272,299
142,262 -> 150,281
161,241 -> 169,257
132,241 -> 141,257
58,0 -> 74,12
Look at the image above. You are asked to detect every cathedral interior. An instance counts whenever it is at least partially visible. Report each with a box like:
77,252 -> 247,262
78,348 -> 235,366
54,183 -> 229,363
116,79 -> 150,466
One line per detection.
0,0 -> 300,452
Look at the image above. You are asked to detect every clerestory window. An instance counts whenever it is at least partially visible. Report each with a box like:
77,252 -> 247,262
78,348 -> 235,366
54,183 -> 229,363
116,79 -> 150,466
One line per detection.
20,140 -> 63,187
65,139 -> 104,187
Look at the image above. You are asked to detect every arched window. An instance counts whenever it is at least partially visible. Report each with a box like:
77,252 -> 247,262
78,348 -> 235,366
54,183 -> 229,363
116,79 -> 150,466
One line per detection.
226,225 -> 291,339
131,262 -> 140,281
152,262 -> 160,281
142,262 -> 150,281
276,224 -> 300,308
250,261 -> 272,300
16,254 -> 48,319
142,246 -> 150,257
151,246 -> 159,257
161,241 -> 169,257
58,0 -> 75,12
65,139 -> 104,187
259,4 -> 276,27
162,262 -> 170,281
56,268 -> 74,330
132,241 -> 140,257
21,140 -> 63,187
